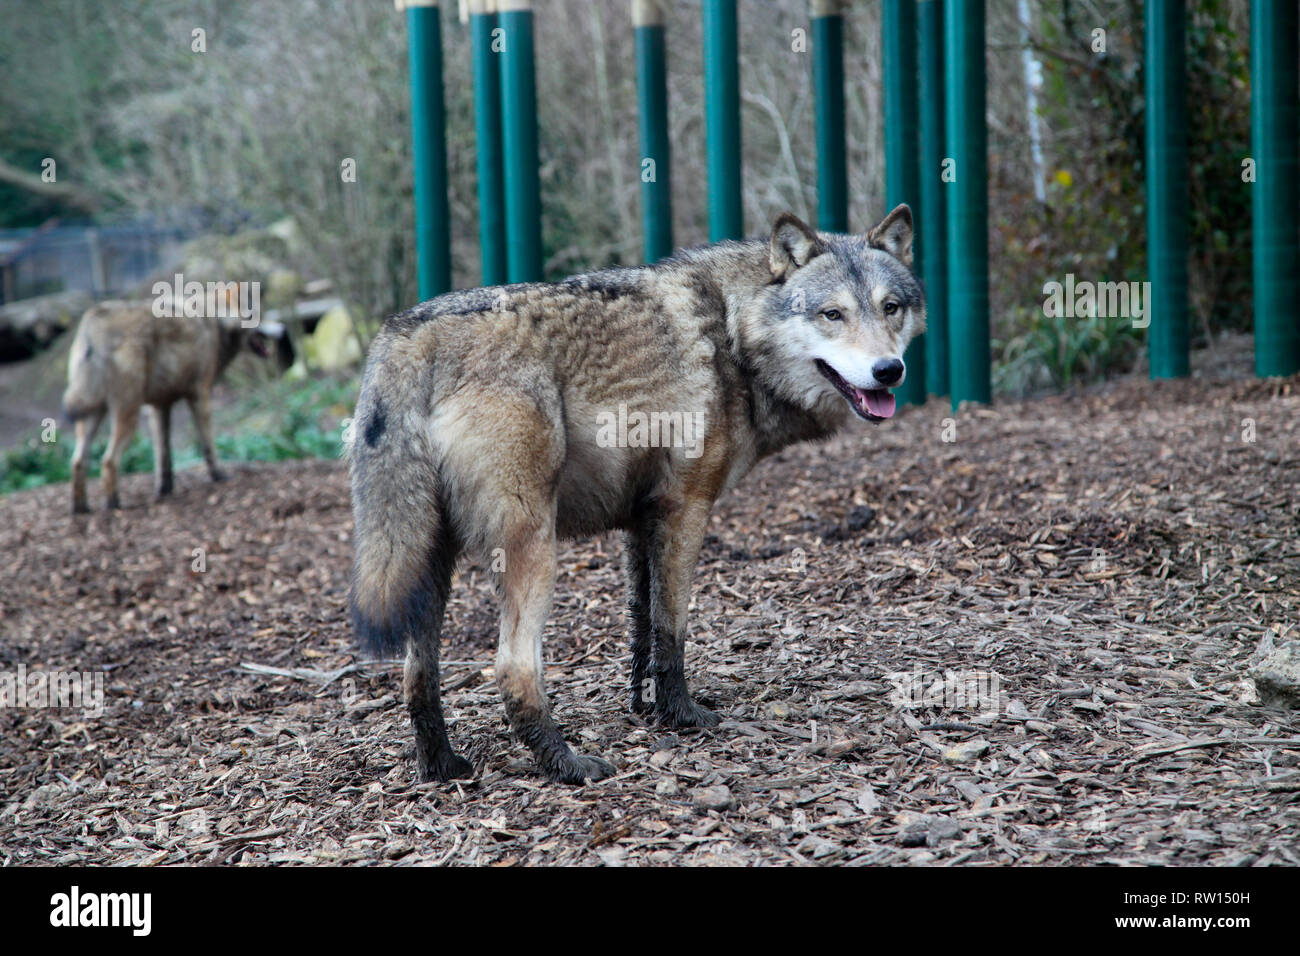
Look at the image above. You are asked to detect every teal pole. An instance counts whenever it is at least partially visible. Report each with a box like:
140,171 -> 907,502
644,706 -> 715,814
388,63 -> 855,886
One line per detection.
1145,0 -> 1189,379
470,1 -> 507,286
634,1 -> 674,263
812,0 -> 847,233
919,0 -> 948,398
1251,0 -> 1299,377
703,0 -> 742,241
884,0 -> 925,406
500,0 -> 543,282
944,0 -> 989,409
405,0 -> 451,300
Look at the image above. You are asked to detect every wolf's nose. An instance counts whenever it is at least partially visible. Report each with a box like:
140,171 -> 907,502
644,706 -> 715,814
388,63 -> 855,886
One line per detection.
872,358 -> 904,387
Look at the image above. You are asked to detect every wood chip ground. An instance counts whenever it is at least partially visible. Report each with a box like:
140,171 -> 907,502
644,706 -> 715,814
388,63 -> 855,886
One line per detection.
2,373 -> 1297,865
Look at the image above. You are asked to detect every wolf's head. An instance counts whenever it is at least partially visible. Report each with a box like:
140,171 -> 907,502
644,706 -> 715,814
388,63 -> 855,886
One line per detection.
737,205 -> 925,423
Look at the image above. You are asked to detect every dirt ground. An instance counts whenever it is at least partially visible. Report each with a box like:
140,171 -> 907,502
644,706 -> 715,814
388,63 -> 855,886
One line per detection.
1,366 -> 1298,866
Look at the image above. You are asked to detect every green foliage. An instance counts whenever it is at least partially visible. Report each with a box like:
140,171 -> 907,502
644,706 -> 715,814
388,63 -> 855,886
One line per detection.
0,373 -> 358,496
995,306 -> 1143,397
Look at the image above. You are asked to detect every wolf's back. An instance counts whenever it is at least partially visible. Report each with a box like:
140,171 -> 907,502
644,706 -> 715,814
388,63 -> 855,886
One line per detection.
348,335 -> 452,659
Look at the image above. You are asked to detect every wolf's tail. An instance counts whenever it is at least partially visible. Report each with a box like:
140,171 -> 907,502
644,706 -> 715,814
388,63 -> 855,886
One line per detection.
347,385 -> 455,659
61,320 -> 107,422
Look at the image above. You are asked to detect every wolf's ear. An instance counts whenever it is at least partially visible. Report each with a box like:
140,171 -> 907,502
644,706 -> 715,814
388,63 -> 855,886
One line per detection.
770,213 -> 825,280
867,204 -> 914,266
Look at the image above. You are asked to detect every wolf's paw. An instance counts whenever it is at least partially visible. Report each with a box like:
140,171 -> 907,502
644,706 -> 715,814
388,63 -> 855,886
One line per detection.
655,696 -> 721,730
546,751 -> 616,785
420,751 -> 475,783
629,689 -> 652,716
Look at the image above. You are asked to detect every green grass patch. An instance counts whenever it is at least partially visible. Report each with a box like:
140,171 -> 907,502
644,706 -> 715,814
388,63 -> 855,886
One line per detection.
0,372 -> 359,495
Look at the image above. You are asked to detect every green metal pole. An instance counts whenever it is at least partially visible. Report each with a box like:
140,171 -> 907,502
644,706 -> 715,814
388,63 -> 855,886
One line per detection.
812,0 -> 847,234
405,0 -> 451,300
470,1 -> 507,286
1145,0 -> 1189,379
1251,0 -> 1300,377
944,0 -> 989,409
634,0 -> 673,263
919,0 -> 948,398
703,0 -> 742,241
500,0 -> 543,282
884,0 -> 925,406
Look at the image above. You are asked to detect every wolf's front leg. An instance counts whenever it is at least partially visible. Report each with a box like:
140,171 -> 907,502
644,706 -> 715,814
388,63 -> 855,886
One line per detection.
497,522 -> 615,784
647,497 -> 721,729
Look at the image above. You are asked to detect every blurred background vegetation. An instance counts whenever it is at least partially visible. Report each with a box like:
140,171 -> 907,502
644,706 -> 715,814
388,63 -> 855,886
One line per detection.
0,0 -> 1257,490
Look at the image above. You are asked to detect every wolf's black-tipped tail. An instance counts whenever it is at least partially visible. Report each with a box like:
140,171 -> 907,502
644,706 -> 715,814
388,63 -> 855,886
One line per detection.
347,397 -> 456,659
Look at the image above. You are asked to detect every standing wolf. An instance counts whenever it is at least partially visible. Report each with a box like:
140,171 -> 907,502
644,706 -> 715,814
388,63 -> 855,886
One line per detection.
63,302 -> 273,513
350,206 -> 924,784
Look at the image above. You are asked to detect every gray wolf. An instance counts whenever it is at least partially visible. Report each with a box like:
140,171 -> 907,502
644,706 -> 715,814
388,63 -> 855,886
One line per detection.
62,300 -> 278,513
349,205 -> 925,784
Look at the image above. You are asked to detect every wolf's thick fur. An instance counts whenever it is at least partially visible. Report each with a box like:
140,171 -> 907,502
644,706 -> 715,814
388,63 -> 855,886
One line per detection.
350,207 -> 925,784
63,301 -> 262,513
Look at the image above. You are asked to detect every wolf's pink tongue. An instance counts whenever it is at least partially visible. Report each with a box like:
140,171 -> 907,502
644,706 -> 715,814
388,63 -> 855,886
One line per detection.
863,389 -> 896,419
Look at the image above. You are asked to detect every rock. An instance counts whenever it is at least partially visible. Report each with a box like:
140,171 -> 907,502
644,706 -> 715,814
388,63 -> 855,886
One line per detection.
691,785 -> 735,812
855,784 -> 881,813
1005,699 -> 1033,720
952,779 -> 984,803
898,820 -> 929,847
0,289 -> 92,358
764,700 -> 796,719
927,817 -> 962,847
22,783 -> 64,808
796,834 -> 841,860
942,739 -> 991,764
846,505 -> 876,532
1250,641 -> 1300,707
655,777 -> 680,797
596,846 -> 629,867
303,304 -> 362,371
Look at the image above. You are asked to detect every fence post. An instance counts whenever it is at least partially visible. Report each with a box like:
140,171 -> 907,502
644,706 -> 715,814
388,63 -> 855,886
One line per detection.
500,0 -> 543,282
634,0 -> 674,263
1145,0 -> 1189,379
703,0 -> 743,241
470,0 -> 507,286
1251,0 -> 1299,377
403,0 -> 452,300
884,0 -> 925,405
811,0 -> 847,234
918,0 -> 948,398
944,0 -> 990,409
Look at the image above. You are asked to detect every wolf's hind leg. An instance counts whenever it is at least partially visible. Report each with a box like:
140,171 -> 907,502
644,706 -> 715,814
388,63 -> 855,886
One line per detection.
71,411 -> 104,514
496,520 -> 615,784
149,402 -> 174,497
648,497 -> 721,729
101,402 -> 140,511
624,528 -> 653,715
405,589 -> 474,783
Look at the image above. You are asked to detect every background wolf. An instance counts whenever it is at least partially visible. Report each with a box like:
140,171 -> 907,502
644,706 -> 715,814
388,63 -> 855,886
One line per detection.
62,302 -> 273,513
349,205 -> 925,784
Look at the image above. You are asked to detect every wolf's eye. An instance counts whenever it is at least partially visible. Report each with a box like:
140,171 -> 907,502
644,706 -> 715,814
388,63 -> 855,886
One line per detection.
821,308 -> 843,322
883,301 -> 900,316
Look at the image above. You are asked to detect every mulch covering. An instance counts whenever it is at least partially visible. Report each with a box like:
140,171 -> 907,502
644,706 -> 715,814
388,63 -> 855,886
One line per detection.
1,373 -> 1297,865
